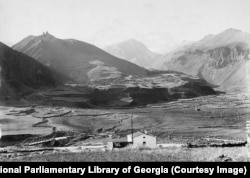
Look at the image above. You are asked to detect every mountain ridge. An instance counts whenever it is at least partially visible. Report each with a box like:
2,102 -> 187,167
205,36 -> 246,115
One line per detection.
13,33 -> 149,84
157,28 -> 250,91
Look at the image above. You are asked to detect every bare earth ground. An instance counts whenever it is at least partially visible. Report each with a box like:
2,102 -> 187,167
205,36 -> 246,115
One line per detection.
0,92 -> 250,161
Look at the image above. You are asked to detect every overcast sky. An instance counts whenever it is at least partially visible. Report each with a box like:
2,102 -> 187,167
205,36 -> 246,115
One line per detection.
1,0 -> 250,47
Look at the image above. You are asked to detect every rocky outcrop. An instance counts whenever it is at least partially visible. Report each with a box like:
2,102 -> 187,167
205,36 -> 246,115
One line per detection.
207,44 -> 249,69
159,29 -> 250,91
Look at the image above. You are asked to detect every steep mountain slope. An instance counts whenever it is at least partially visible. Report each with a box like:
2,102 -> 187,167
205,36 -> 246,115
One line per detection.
104,39 -> 161,68
0,42 -> 57,100
158,29 -> 250,91
13,33 -> 148,84
151,40 -> 194,69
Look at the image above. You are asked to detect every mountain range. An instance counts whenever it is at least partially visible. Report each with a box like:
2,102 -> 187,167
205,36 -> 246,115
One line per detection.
13,32 -> 148,84
4,28 -> 250,93
3,28 -> 249,106
0,32 -> 218,106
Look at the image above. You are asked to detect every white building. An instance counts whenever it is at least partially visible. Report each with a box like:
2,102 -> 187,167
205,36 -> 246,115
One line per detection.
106,131 -> 157,150
127,131 -> 157,149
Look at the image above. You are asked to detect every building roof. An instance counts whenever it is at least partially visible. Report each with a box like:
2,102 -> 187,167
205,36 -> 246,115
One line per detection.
129,131 -> 155,138
132,132 -> 145,137
110,137 -> 128,143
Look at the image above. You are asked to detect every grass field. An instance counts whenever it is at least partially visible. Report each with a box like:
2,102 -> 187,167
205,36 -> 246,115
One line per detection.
2,147 -> 250,162
1,93 -> 250,162
0,106 -> 52,136
1,93 -> 249,141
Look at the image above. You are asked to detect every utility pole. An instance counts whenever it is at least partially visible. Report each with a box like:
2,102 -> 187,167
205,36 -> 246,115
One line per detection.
0,124 -> 2,140
131,115 -> 134,144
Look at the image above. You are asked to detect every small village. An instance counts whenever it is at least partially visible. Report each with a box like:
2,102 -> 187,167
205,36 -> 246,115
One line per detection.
91,73 -> 188,90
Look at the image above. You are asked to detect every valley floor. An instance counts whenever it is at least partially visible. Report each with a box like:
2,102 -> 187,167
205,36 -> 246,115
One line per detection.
0,92 -> 250,161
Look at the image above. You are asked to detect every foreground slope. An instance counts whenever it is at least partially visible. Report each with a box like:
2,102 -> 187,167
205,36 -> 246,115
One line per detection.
13,33 -> 148,84
158,29 -> 250,91
104,39 -> 161,68
0,42 -> 57,100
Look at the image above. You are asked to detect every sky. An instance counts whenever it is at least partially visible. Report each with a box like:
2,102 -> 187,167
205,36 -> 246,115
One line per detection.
1,0 -> 250,49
